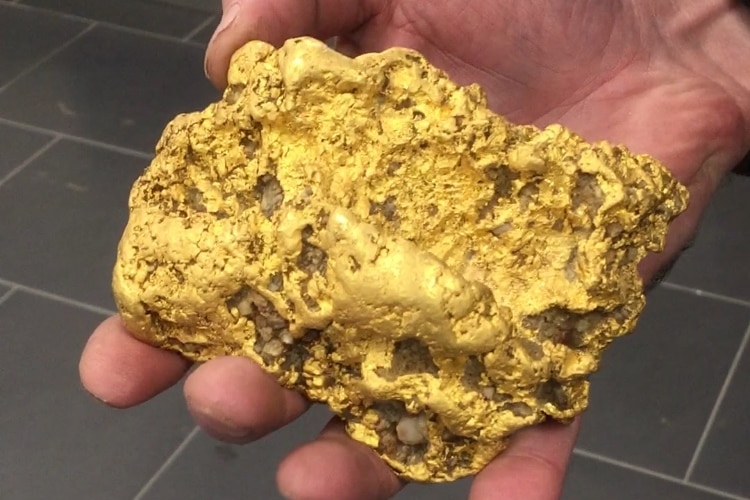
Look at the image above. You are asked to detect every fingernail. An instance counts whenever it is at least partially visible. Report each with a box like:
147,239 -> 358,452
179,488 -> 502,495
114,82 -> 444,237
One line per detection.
211,2 -> 241,43
205,2 -> 241,77
192,406 -> 250,441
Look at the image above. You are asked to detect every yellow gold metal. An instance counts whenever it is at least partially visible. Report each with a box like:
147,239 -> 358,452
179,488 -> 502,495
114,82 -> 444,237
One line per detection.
113,37 -> 689,482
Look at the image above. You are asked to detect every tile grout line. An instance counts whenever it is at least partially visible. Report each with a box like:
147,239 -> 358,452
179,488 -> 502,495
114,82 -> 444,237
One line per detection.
0,22 -> 97,96
182,13 -> 216,42
132,426 -> 201,500
660,281 -> 750,309
1,0 -> 204,48
574,448 -> 749,500
0,117 -> 153,160
0,136 -> 61,189
96,18 -> 205,48
684,319 -> 750,481
0,278 -> 116,316
0,286 -> 18,306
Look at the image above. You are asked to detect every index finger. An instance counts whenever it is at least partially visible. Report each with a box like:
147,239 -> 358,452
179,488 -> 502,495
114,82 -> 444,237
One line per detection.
79,315 -> 191,408
204,0 -> 380,88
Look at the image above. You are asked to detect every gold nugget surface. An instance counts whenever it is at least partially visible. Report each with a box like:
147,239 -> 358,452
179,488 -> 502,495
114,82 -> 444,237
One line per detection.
113,37 -> 688,482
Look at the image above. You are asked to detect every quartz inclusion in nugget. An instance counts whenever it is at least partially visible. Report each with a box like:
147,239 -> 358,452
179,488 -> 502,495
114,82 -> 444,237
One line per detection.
113,37 -> 689,482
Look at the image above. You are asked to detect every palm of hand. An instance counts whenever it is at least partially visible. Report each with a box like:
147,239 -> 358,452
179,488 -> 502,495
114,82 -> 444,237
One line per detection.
337,0 -> 747,279
79,3 -> 750,500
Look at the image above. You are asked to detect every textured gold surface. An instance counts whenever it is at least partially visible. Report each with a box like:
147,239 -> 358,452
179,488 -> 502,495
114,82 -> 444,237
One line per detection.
113,37 -> 688,482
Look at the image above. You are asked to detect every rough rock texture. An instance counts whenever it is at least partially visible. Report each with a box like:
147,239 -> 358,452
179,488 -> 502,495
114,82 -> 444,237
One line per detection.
113,37 -> 689,482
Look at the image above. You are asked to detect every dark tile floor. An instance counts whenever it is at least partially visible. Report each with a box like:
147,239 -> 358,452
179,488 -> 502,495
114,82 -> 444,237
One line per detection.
0,1 -> 748,499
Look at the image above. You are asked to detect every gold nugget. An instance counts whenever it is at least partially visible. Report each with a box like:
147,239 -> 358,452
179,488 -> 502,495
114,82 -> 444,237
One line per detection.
113,37 -> 688,482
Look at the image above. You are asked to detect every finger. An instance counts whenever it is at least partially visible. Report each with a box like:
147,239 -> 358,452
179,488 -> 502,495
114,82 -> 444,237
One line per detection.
79,315 -> 190,408
469,418 -> 580,500
184,356 -> 309,443
277,418 -> 405,500
638,208 -> 699,285
205,0 -> 380,88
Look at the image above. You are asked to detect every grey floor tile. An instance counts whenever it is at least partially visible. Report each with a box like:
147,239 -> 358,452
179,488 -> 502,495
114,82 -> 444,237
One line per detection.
140,405 -> 334,500
690,322 -> 750,497
0,140 -> 146,310
0,291 -> 194,500
0,25 -> 219,152
190,15 -> 217,44
734,153 -> 750,176
156,0 -> 220,13
0,121 -> 51,179
563,454 -> 728,500
667,173 -> 750,301
0,3 -> 88,88
576,287 -> 750,477
21,0 -> 211,38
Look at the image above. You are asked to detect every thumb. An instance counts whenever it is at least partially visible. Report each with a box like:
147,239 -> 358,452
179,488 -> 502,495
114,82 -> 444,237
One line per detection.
205,0 -> 380,88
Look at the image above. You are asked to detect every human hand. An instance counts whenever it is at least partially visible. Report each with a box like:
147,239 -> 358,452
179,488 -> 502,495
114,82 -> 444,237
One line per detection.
82,1 -> 750,499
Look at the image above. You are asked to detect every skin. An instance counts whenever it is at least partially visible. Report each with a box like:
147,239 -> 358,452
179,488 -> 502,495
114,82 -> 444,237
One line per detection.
80,1 -> 750,498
